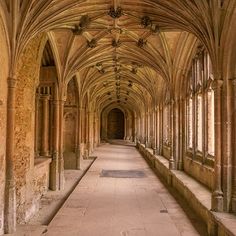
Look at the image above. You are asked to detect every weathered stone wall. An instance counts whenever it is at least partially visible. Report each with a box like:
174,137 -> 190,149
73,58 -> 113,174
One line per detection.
14,34 -> 47,223
183,156 -> 214,190
29,158 -> 51,221
0,19 -> 8,234
64,79 -> 78,169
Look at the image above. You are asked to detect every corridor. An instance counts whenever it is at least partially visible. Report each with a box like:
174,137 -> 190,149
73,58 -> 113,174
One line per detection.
45,142 -> 206,236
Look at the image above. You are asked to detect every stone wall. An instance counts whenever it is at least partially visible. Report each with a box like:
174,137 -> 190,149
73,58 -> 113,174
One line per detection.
183,156 -> 214,190
64,79 -> 78,169
0,19 -> 8,235
14,34 -> 47,223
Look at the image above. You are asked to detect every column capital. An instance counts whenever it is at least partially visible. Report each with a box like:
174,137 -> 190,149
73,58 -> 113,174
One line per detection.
212,79 -> 223,91
7,77 -> 17,88
41,94 -> 50,100
229,77 -> 236,86
52,100 -> 59,105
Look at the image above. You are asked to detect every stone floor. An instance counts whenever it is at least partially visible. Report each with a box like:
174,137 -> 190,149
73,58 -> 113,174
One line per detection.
43,141 -> 207,236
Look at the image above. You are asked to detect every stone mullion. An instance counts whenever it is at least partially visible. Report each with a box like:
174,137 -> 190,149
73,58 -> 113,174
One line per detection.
203,88 -> 208,163
58,100 -> 65,190
50,99 -> 59,191
169,100 -> 175,169
203,51 -> 208,163
159,105 -> 163,155
153,107 -> 157,155
145,111 -> 148,147
178,99 -> 185,170
193,62 -> 197,158
142,114 -> 145,143
175,100 -> 179,169
211,79 -> 224,212
4,77 -> 17,234
156,106 -> 160,155
41,95 -> 50,156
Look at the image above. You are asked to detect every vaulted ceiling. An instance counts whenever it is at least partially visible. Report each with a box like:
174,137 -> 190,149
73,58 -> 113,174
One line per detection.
1,0 -> 235,114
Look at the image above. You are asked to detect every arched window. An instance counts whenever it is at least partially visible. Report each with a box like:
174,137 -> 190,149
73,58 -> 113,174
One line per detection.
186,47 -> 215,163
187,95 -> 193,149
163,104 -> 170,146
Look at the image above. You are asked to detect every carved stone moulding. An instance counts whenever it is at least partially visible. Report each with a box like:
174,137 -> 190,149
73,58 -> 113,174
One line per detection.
108,6 -> 123,19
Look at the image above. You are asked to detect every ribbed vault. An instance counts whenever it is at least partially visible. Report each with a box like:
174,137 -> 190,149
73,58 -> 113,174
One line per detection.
1,0 -> 234,116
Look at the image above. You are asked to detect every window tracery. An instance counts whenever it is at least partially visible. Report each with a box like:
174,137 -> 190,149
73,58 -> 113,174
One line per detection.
186,48 -> 215,160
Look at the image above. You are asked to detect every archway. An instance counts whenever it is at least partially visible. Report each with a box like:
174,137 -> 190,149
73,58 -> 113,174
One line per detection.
107,108 -> 125,139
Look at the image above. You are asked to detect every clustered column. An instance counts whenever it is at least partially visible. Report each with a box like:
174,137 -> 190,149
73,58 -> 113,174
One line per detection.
40,94 -> 50,156
4,77 -> 17,233
211,79 -> 224,212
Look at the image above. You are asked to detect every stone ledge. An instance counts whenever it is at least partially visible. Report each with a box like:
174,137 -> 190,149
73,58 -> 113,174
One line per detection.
137,143 -> 236,236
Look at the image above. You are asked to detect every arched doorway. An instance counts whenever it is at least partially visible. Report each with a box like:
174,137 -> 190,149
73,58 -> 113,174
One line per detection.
107,108 -> 124,139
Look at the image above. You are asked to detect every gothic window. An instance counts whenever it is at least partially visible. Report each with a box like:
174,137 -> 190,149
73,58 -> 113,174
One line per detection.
163,104 -> 170,145
187,96 -> 193,149
207,87 -> 214,155
206,53 -> 215,156
186,48 -> 215,160
197,93 -> 203,152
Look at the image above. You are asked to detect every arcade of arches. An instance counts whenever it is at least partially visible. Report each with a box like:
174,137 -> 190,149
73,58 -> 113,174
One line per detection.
0,0 -> 236,235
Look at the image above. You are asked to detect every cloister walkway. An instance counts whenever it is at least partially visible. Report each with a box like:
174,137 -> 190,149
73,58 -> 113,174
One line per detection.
45,141 -> 207,236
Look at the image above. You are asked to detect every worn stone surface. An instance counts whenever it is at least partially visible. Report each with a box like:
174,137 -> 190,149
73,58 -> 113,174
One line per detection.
64,79 -> 78,169
0,18 -> 9,235
14,34 -> 47,223
46,142 -> 207,236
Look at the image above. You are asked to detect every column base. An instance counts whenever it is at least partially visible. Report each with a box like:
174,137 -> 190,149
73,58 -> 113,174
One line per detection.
153,148 -> 157,155
40,151 -> 49,157
76,148 -> 81,170
49,154 -> 59,191
177,161 -> 183,170
4,180 -> 16,234
169,157 -> 175,170
211,191 -> 224,212
59,155 -> 65,190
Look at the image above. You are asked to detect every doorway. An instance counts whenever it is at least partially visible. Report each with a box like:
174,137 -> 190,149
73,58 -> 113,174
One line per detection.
107,108 -> 124,139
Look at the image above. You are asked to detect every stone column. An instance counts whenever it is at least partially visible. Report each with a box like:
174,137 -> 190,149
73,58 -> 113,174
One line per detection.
34,93 -> 40,157
50,100 -> 59,190
76,107 -> 82,169
159,105 -> 163,155
178,99 -> 184,170
156,106 -> 160,155
58,100 -> 65,190
87,110 -> 93,154
153,107 -> 158,155
174,100 -> 179,168
145,111 -> 148,147
169,100 -> 175,169
41,95 -> 50,156
4,77 -> 17,233
211,79 -> 224,212
231,79 -> 236,212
